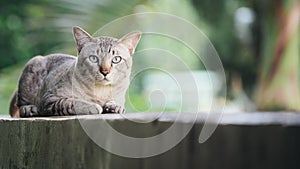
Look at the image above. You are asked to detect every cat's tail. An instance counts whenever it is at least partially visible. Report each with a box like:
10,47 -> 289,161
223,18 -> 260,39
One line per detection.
9,90 -> 20,118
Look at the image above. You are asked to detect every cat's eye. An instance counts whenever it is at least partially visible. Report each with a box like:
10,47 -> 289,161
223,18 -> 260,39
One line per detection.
112,56 -> 122,64
89,55 -> 98,63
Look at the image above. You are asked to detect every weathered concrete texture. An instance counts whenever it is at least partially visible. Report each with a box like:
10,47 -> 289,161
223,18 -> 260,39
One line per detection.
0,112 -> 300,169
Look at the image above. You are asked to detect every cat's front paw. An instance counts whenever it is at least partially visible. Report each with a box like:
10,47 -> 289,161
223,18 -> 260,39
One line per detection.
20,105 -> 39,117
88,104 -> 103,115
103,101 -> 125,114
73,101 -> 103,115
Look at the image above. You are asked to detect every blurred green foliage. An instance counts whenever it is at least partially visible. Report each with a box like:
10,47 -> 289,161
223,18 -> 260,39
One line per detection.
0,0 -> 65,69
0,0 -> 29,68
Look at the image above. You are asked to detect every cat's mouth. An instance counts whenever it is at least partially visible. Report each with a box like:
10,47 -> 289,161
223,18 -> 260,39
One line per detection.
95,76 -> 111,85
103,77 -> 110,82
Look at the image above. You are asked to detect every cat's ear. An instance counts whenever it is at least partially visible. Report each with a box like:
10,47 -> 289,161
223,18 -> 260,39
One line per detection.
73,26 -> 93,53
118,31 -> 141,56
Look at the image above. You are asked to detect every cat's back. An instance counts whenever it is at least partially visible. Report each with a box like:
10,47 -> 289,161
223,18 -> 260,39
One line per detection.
20,53 -> 76,84
22,53 -> 76,72
44,53 -> 76,71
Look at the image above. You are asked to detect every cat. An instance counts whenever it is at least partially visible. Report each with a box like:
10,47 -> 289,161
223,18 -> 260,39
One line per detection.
9,26 -> 141,117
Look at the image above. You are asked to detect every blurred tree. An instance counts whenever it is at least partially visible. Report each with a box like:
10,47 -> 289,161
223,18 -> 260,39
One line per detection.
192,0 -> 299,111
254,0 -> 300,110
191,0 -> 258,96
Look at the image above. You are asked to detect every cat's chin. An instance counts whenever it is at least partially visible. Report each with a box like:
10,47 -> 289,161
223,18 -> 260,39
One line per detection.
95,79 -> 112,86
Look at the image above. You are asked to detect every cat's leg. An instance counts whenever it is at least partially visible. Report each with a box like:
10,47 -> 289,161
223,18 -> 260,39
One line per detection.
103,101 -> 125,114
19,105 -> 39,117
43,98 -> 103,116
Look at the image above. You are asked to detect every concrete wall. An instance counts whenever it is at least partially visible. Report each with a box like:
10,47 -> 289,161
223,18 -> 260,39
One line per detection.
0,112 -> 300,169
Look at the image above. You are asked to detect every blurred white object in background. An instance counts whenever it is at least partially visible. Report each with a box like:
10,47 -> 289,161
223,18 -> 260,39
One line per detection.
143,70 -> 221,113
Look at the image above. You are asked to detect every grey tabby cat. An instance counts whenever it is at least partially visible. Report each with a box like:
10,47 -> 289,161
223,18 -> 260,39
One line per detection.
9,26 -> 141,117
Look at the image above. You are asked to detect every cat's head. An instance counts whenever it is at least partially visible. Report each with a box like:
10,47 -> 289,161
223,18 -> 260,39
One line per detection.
73,26 -> 141,86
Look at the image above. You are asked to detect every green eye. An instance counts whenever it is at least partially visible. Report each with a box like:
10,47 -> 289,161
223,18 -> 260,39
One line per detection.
89,55 -> 98,63
112,56 -> 122,64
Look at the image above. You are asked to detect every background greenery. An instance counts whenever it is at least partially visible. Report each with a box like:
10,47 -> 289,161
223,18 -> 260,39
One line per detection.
0,0 -> 299,114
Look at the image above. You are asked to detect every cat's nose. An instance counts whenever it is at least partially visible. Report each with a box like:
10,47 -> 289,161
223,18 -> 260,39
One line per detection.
100,68 -> 110,76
